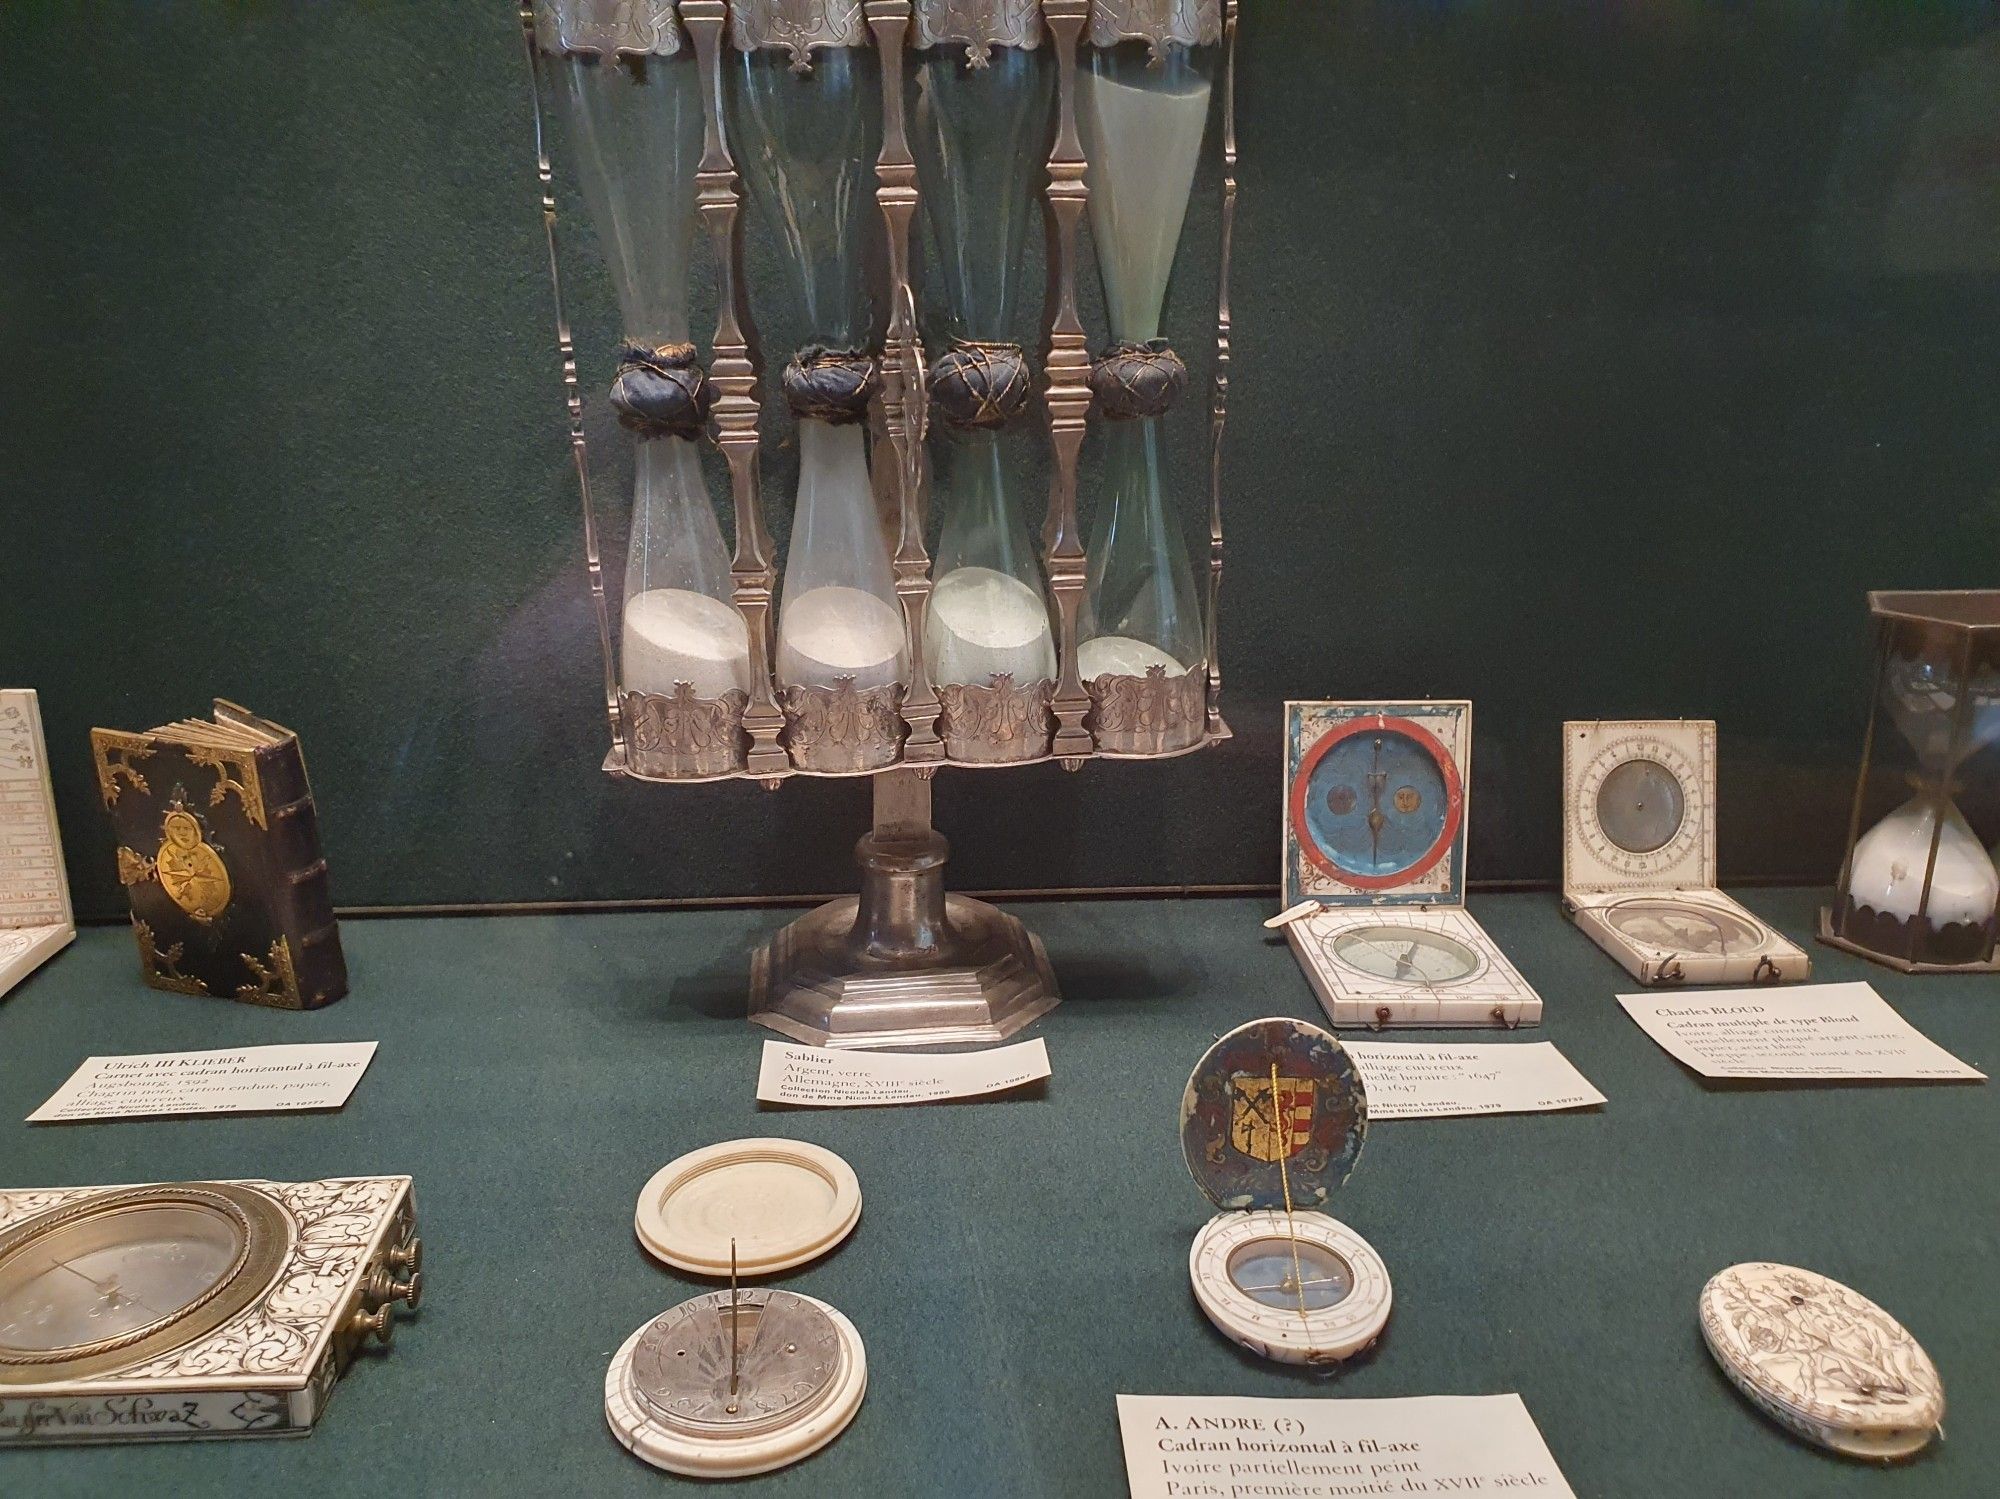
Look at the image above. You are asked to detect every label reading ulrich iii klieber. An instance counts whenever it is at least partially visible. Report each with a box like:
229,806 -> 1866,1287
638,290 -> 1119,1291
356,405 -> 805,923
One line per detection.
0,1390 -> 295,1442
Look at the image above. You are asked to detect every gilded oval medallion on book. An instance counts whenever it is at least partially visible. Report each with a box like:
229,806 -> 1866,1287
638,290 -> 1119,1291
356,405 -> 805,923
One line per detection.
155,806 -> 231,923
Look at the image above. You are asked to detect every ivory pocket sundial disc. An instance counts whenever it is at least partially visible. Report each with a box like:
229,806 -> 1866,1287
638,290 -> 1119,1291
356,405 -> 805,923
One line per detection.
605,1287 -> 866,1478
1699,1262 -> 1943,1461
636,1139 -> 861,1277
1188,1209 -> 1391,1365
1178,1017 -> 1389,1366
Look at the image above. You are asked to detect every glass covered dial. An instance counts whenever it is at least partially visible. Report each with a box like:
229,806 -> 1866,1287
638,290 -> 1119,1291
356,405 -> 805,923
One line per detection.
1327,925 -> 1482,985
1605,899 -> 1764,956
0,1204 -> 240,1353
0,1183 -> 290,1382
1595,758 -> 1686,854
1225,1238 -> 1354,1311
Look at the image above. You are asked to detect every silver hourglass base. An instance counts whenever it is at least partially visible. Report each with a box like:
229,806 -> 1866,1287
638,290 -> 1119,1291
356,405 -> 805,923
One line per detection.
748,771 -> 1060,1049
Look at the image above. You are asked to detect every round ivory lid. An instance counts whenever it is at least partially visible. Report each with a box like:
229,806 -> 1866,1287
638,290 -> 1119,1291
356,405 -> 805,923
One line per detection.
1699,1262 -> 1944,1461
636,1138 -> 861,1277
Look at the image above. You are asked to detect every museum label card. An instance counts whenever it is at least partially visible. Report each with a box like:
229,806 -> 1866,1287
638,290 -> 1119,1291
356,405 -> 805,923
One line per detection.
28,1042 -> 379,1123
1343,1040 -> 1606,1118
1618,981 -> 1984,1081
1116,1392 -> 1576,1499
756,1038 -> 1050,1107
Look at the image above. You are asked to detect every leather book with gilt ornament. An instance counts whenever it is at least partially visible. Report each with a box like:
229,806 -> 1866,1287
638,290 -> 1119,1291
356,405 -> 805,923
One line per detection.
89,700 -> 347,1009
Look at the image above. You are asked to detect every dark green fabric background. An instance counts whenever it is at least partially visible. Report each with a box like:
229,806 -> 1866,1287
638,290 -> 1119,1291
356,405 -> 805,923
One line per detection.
0,890 -> 1993,1495
3,2 -> 1999,918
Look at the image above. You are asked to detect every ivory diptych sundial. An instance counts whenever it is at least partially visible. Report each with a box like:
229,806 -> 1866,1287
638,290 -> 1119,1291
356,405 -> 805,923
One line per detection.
1562,720 -> 1807,985
1275,701 -> 1542,1028
1179,1018 -> 1391,1366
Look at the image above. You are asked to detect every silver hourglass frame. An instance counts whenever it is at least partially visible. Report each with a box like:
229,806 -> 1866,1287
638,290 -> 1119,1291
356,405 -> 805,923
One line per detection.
519,0 -> 1241,1045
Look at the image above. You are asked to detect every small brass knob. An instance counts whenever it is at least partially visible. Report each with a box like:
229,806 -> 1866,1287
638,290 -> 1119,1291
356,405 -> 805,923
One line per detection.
366,1266 -> 424,1312
347,1303 -> 395,1349
387,1236 -> 423,1274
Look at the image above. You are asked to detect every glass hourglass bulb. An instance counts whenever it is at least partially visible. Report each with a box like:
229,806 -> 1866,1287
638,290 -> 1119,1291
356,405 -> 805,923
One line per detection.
560,52 -> 750,701
728,45 -> 906,698
775,419 -> 908,692
1849,653 -> 2000,930
912,43 -> 1056,692
924,431 -> 1056,687
1075,42 -> 1210,682
1848,795 -> 1999,929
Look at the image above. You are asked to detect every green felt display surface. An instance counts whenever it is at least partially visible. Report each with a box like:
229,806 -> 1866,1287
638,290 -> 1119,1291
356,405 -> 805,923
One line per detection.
0,890 -> 1993,1496
4,3 -> 2000,915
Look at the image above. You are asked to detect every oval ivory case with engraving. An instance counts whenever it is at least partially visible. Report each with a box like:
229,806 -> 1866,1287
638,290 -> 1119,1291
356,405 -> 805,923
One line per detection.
636,1140 -> 860,1277
605,1289 -> 866,1478
1190,1210 -> 1391,1365
1699,1262 -> 1944,1460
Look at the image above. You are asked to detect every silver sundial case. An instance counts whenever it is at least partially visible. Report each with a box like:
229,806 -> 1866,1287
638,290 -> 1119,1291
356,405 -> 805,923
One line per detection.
606,1286 -> 866,1478
1561,720 -> 1808,985
1276,701 -> 1542,1028
0,1177 -> 421,1445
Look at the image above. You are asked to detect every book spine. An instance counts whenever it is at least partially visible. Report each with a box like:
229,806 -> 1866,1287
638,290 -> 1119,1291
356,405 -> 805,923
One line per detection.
253,740 -> 348,1009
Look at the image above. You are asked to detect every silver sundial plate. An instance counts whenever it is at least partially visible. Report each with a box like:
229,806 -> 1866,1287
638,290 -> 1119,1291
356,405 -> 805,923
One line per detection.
1604,897 -> 1766,955
1563,721 -> 1715,890
632,1289 -> 841,1437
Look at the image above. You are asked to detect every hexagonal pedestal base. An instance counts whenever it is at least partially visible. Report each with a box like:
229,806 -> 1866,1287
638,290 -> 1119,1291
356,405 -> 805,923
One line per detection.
747,771 -> 1060,1049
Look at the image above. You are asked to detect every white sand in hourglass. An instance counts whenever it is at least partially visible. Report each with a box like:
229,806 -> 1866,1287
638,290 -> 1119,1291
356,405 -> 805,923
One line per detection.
777,585 -> 908,693
1848,797 -> 2000,928
622,588 -> 753,700
925,567 -> 1056,688
1077,635 -> 1187,682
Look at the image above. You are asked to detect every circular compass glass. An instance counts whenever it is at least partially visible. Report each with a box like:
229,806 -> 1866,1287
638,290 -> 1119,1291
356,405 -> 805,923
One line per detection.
1225,1238 -> 1354,1311
1596,758 -> 1685,854
1190,1211 -> 1391,1367
0,1204 -> 241,1352
0,1183 -> 291,1384
1290,717 -> 1462,889
1605,898 -> 1763,955
1328,925 -> 1482,986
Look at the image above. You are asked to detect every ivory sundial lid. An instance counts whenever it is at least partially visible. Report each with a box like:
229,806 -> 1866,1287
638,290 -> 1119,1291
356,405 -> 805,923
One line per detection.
636,1139 -> 861,1277
1699,1262 -> 1944,1461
